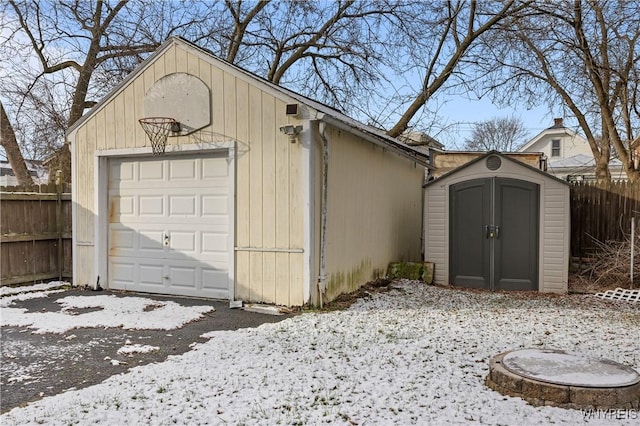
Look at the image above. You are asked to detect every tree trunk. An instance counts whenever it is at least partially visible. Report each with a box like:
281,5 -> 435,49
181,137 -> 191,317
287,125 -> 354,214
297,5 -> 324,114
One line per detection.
0,102 -> 34,187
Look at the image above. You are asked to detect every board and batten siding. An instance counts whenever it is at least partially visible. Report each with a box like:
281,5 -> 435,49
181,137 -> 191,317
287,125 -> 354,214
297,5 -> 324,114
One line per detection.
70,41 -> 305,305
321,126 -> 423,301
423,157 -> 569,293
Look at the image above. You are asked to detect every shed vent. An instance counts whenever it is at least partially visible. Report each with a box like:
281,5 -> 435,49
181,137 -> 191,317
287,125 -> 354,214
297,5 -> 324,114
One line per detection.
486,155 -> 502,171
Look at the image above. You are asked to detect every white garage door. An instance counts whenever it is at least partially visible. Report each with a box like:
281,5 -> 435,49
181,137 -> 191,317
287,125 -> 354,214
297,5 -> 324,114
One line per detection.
108,153 -> 231,299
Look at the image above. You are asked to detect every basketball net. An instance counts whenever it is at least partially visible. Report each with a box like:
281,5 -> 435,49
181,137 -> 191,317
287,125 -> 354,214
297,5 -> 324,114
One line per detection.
138,117 -> 179,155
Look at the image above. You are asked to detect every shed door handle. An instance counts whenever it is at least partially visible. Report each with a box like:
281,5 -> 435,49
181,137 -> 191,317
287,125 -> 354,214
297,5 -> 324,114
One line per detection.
485,225 -> 499,239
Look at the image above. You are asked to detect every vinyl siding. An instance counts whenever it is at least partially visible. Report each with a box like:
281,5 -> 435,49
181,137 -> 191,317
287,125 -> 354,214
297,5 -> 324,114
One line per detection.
424,183 -> 447,284
541,186 -> 570,292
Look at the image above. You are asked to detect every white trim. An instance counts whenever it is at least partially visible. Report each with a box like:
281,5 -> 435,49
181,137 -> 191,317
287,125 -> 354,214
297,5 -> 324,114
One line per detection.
301,120 -> 313,304
227,143 -> 236,302
94,155 -> 109,290
94,142 -> 236,299
70,137 -> 78,287
94,141 -> 234,158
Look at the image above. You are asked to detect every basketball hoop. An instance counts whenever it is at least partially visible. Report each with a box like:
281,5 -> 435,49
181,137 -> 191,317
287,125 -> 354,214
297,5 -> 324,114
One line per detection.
138,117 -> 180,155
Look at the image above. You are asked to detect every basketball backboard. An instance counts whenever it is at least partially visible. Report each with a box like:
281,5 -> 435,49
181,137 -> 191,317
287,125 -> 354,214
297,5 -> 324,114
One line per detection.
143,73 -> 211,135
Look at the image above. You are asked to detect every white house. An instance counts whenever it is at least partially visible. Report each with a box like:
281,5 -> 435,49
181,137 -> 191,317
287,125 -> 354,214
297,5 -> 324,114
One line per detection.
0,159 -> 49,186
518,118 -> 624,180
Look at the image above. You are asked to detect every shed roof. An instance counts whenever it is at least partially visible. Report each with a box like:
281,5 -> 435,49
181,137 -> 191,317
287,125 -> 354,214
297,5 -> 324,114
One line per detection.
423,151 -> 569,188
67,37 -> 431,168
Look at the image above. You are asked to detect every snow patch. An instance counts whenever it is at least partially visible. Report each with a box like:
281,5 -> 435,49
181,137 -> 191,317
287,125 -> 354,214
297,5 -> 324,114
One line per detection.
1,294 -> 215,333
117,344 -> 160,356
0,282 -> 70,296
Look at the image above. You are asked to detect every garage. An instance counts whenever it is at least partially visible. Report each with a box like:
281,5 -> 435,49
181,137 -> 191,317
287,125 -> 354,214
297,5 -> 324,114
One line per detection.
424,151 -> 570,293
108,153 -> 232,299
68,37 -> 429,306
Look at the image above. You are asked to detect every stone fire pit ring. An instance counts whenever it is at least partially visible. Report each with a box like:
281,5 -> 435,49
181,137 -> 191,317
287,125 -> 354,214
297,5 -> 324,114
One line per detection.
486,349 -> 640,410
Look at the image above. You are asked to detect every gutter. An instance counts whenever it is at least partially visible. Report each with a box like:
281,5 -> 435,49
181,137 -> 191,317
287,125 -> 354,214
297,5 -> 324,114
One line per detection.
317,122 -> 330,308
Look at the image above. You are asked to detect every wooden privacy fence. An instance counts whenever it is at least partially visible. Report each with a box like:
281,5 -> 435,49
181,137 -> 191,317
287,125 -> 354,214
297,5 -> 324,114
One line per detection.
570,180 -> 640,258
1,183 -> 72,286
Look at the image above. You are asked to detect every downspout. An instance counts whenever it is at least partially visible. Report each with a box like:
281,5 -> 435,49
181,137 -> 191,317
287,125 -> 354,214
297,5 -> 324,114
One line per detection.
317,122 -> 330,308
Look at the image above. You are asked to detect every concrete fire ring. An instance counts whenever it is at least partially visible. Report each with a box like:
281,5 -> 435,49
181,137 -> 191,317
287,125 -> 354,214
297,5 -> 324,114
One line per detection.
486,349 -> 640,410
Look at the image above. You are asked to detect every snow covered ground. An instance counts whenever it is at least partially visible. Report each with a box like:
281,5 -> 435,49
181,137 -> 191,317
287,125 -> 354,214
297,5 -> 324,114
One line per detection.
2,281 -> 639,425
1,292 -> 214,333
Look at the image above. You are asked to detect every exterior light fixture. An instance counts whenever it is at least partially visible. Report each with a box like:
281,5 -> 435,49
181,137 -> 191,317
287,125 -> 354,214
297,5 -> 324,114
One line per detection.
279,124 -> 303,143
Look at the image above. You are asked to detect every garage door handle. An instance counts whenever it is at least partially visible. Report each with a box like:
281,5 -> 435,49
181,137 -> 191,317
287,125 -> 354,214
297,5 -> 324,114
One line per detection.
163,233 -> 170,246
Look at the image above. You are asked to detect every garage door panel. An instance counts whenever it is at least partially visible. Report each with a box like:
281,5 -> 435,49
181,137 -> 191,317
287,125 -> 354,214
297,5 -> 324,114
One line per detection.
110,229 -> 135,251
168,266 -> 197,288
139,196 -> 164,216
139,161 -> 164,181
202,269 -> 229,291
139,230 -> 164,251
169,158 -> 197,180
111,261 -> 135,281
110,161 -> 134,183
202,157 -> 228,178
139,264 -> 164,286
169,196 -> 197,216
170,232 -> 197,253
110,195 -> 135,221
202,233 -> 227,254
108,154 -> 230,299
203,196 -> 227,215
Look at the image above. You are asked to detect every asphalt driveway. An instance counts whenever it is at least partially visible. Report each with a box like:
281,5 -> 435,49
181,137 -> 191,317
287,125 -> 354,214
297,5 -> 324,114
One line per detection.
1,288 -> 291,413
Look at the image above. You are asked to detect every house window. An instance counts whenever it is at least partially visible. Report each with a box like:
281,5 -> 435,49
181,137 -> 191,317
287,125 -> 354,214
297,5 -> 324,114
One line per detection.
551,139 -> 561,157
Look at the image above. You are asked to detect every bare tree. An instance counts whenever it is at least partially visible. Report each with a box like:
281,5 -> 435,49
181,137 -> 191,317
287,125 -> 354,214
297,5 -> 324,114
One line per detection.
385,0 -> 532,138
2,0 -> 536,178
1,102 -> 34,186
1,0 -> 214,181
199,0 -> 404,114
479,0 -> 640,181
463,116 -> 528,151
200,1 -> 533,139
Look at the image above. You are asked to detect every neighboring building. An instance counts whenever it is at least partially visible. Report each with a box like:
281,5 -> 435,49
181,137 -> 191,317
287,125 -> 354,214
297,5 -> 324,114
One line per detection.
66,36 -> 430,307
0,159 -> 48,186
428,151 -> 545,179
518,118 -> 624,181
398,130 -> 444,156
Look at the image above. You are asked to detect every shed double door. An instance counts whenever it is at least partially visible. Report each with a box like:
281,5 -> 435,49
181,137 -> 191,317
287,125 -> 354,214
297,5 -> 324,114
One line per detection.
449,178 -> 539,291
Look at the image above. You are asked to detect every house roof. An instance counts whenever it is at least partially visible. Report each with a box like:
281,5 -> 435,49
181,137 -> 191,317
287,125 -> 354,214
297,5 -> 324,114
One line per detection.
548,153 -> 622,169
67,36 -> 432,168
518,124 -> 583,152
423,150 -> 569,188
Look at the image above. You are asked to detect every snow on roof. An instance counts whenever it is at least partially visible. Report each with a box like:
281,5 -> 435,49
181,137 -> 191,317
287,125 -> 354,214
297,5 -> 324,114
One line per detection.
549,153 -> 622,168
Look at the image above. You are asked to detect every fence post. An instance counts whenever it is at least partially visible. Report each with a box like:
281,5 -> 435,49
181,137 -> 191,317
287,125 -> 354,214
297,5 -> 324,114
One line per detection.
56,170 -> 63,281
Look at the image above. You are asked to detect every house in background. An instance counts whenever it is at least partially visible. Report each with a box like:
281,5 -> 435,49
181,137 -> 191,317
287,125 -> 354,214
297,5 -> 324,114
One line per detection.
518,118 -> 625,181
66,36 -> 430,307
427,151 -> 546,179
0,159 -> 48,186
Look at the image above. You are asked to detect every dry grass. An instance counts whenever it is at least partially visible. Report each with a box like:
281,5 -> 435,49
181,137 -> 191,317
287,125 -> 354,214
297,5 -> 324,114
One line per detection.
570,234 -> 639,293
